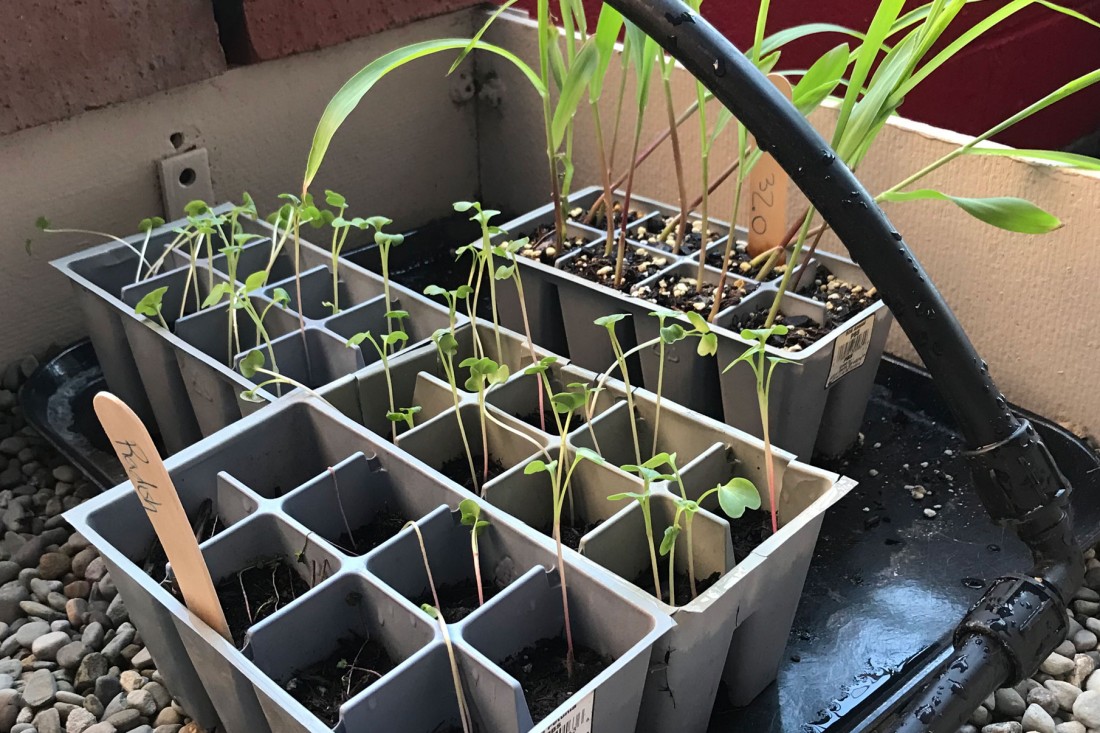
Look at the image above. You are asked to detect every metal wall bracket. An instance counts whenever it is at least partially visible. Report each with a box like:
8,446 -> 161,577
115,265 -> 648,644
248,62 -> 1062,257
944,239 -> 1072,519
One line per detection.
157,148 -> 215,220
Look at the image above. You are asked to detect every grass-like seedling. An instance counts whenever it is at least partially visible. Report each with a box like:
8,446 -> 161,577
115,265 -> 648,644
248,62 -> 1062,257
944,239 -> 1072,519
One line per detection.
458,498 -> 490,606
723,325 -> 791,534
460,357 -> 511,483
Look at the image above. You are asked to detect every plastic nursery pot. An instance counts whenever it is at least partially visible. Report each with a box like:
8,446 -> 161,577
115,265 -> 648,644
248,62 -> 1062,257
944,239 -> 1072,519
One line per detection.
246,570 -> 439,733
396,401 -> 550,493
628,260 -> 761,420
713,279 -> 890,459
458,564 -> 660,733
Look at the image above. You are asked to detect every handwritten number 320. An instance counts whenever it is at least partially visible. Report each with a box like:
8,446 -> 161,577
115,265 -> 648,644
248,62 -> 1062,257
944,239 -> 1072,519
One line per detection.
751,173 -> 776,235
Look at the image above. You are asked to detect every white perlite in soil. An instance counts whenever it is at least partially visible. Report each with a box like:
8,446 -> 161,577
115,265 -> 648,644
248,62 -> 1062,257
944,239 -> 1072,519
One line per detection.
961,546 -> 1100,733
0,355 -> 203,733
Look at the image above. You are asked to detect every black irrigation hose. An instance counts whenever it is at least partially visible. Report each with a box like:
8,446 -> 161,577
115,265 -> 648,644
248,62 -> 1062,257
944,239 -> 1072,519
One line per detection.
597,1 -> 1084,731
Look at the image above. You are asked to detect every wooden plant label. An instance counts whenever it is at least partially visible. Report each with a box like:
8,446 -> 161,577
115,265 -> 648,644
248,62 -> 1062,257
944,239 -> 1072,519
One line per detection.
93,392 -> 231,640
747,73 -> 793,258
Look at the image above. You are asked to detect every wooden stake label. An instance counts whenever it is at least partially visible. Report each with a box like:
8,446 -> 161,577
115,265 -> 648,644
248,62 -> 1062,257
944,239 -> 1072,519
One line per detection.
747,74 -> 793,258
93,392 -> 231,640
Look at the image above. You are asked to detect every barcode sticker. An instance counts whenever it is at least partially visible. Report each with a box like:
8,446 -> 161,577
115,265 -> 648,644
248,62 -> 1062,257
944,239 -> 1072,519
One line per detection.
827,315 -> 875,388
544,691 -> 594,733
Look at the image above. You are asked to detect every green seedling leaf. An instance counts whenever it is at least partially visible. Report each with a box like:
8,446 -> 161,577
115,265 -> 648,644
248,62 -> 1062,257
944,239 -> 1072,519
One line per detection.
420,603 -> 439,619
575,447 -> 604,465
660,323 -> 686,344
239,350 -> 265,379
134,287 -> 169,320
523,355 -> 558,376
383,331 -> 409,348
272,288 -> 291,307
424,284 -> 448,297
138,217 -> 166,233
590,3 -> 624,101
448,0 -> 522,74
717,477 -> 762,519
551,38 -> 600,150
324,190 -> 347,208
243,270 -> 268,293
741,325 -> 788,341
346,332 -> 371,348
433,329 -> 459,357
385,309 -> 410,321
184,200 -> 209,217
303,39 -> 545,191
659,524 -> 681,556
525,459 -> 557,475
685,311 -> 711,333
375,232 -> 405,248
792,43 -> 850,114
550,391 -> 586,414
608,491 -> 644,502
452,201 -> 477,213
458,498 -> 482,526
494,264 -> 516,280
697,332 -> 718,357
880,189 -> 1062,233
962,147 -> 1100,171
486,364 -> 511,386
202,282 -> 233,309
594,313 -> 629,328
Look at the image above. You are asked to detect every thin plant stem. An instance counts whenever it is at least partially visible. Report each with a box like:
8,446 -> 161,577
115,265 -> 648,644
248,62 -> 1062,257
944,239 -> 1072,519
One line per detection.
653,335 -> 665,457
660,69 -> 689,255
328,467 -> 357,553
686,516 -> 697,598
479,387 -> 489,481
440,350 -> 479,493
613,118 -> 645,290
511,267 -> 546,432
641,493 -> 661,599
593,105 -> 618,257
764,211 -> 815,328
471,529 -> 485,606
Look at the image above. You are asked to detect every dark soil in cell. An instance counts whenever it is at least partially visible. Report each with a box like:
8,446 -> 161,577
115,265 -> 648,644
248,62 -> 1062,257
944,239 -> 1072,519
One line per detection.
283,632 -> 395,727
441,453 -> 506,493
517,225 -> 592,265
501,636 -> 611,723
569,199 -> 645,231
706,242 -> 784,282
630,273 -> 757,315
334,507 -> 408,556
797,264 -> 879,325
631,566 -> 722,606
416,578 -> 501,624
633,214 -> 722,255
516,408 -> 585,434
559,244 -> 671,293
559,517 -> 604,550
733,309 -> 833,351
215,556 -> 313,648
728,509 -> 774,560
142,498 -> 226,580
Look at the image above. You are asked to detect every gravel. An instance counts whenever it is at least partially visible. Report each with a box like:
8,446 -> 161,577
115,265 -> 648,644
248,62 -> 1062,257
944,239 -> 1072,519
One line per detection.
0,359 -> 205,733
962,545 -> 1100,733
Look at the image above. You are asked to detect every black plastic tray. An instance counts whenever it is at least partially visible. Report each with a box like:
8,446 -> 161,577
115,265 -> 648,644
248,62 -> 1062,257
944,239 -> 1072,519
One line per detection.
21,341 -> 1100,732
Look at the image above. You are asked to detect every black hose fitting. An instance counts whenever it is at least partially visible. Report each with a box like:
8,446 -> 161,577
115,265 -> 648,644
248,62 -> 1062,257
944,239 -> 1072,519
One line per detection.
957,574 -> 1069,684
964,419 -> 1071,526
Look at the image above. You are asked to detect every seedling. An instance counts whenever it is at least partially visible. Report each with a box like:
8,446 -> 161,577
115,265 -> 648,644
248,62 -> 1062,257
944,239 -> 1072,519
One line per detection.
667,476 -> 761,603
238,349 -> 324,404
346,321 -> 410,441
431,328 -> 479,493
423,284 -> 473,333
454,202 -> 507,358
458,499 -> 490,606
589,312 -> 717,465
366,217 -> 405,335
612,457 -> 671,601
524,445 -> 604,676
386,406 -> 421,432
460,357 -> 511,482
321,190 -> 351,314
723,325 -> 792,534
134,286 -> 169,330
405,521 -> 473,733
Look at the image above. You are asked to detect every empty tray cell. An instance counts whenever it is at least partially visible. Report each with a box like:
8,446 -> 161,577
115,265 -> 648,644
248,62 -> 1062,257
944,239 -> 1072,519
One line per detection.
235,327 -> 362,391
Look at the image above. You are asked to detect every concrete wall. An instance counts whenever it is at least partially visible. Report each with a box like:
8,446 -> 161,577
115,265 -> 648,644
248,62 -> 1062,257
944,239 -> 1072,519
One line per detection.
1,10 -> 482,363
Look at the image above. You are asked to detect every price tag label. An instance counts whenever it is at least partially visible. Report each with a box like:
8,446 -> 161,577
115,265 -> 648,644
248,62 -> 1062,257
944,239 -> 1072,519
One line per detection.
827,315 -> 875,388
747,74 -> 793,258
544,690 -> 594,733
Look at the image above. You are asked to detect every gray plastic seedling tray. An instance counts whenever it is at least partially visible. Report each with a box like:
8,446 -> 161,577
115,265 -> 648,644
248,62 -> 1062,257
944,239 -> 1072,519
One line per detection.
65,393 -> 673,733
495,186 -> 893,459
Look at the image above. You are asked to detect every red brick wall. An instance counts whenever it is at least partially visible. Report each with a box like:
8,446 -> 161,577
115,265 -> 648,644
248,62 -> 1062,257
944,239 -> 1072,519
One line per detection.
0,0 -> 226,136
0,0 -> 484,136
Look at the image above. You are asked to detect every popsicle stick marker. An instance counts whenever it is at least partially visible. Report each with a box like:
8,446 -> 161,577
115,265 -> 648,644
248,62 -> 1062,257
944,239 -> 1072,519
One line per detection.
747,74 -> 793,259
93,391 -> 231,640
